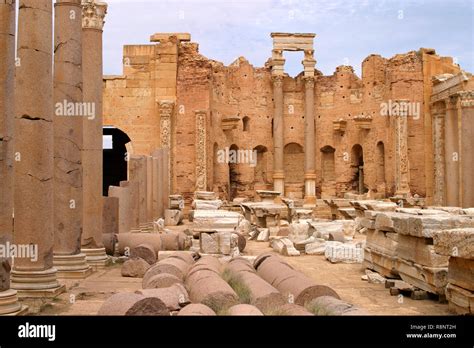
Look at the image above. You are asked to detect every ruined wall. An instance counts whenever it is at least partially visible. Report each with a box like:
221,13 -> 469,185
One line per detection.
103,34 -> 464,201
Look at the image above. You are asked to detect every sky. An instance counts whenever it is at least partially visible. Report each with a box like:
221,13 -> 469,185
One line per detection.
103,0 -> 474,77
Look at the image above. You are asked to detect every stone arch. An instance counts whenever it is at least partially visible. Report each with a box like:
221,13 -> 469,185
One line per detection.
242,116 -> 250,132
350,144 -> 366,194
103,126 -> 131,196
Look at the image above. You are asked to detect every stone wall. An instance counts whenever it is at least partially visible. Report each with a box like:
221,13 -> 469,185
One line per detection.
103,33 -> 466,203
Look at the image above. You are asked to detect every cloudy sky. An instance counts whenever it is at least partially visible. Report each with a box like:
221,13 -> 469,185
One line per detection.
103,0 -> 473,77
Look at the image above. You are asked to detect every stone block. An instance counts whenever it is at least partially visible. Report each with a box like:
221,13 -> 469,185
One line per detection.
164,209 -> 183,226
325,242 -> 364,263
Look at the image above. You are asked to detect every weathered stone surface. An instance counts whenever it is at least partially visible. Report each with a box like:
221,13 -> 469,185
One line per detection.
256,228 -> 270,242
363,247 -> 399,278
117,233 -> 162,255
448,257 -> 474,292
325,242 -> 364,263
200,232 -> 219,254
164,209 -> 183,226
365,228 -> 398,256
121,258 -> 151,278
307,296 -> 368,315
445,283 -> 473,315
397,258 -> 447,295
271,238 -> 300,256
192,199 -> 222,210
288,222 -> 310,242
228,304 -> 263,316
397,234 -> 449,267
135,283 -> 190,311
130,244 -> 157,265
98,293 -> 170,316
224,258 -> 286,313
143,257 -> 191,285
256,255 -> 340,305
142,273 -> 182,289
305,240 -> 327,255
433,228 -> 474,259
178,303 -> 216,316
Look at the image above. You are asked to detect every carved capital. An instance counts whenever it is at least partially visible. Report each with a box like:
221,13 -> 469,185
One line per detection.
82,0 -> 107,30
304,76 -> 315,89
272,75 -> 283,88
457,91 -> 474,108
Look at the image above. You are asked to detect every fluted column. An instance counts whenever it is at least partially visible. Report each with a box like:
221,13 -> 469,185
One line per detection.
432,106 -> 446,206
458,91 -> 474,208
272,75 -> 285,195
444,96 -> 460,207
11,0 -> 65,297
53,0 -> 91,279
81,0 -> 109,269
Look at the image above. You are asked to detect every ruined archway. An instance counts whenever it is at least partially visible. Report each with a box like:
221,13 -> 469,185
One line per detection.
350,144 -> 365,194
103,126 -> 131,196
284,142 -> 304,198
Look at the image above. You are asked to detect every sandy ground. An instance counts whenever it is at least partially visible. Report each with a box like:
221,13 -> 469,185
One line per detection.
30,236 -> 451,316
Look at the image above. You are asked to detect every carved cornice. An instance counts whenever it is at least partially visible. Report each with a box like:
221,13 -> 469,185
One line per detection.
82,0 -> 107,31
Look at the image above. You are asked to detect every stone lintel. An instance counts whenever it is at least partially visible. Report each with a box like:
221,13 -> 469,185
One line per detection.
271,32 -> 316,38
150,33 -> 191,43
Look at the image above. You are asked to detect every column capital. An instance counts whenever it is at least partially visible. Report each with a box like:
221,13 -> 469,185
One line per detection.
457,91 -> 474,108
303,76 -> 315,89
158,100 -> 175,117
272,75 -> 284,87
82,0 -> 107,31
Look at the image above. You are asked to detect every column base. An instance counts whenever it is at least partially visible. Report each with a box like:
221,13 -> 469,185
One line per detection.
273,172 -> 285,197
81,247 -> 111,270
53,253 -> 93,279
10,268 -> 66,299
0,289 -> 28,315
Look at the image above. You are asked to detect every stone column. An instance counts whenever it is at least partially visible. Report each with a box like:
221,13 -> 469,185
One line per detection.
129,156 -> 148,228
151,149 -> 164,220
195,110 -> 207,191
303,75 -> 316,204
81,0 -> 108,268
0,0 -> 25,314
159,100 -> 174,194
272,75 -> 285,196
458,91 -> 474,208
444,96 -> 460,207
11,0 -> 65,297
432,106 -> 446,206
394,100 -> 411,197
146,156 -> 153,222
52,0 -> 91,279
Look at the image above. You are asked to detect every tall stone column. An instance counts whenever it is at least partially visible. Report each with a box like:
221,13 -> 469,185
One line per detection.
129,155 -> 148,229
432,107 -> 446,206
195,110 -> 207,191
53,0 -> 91,279
81,0 -> 108,268
11,0 -> 65,297
303,75 -> 316,204
394,100 -> 411,197
458,91 -> 474,208
272,75 -> 285,196
0,0 -> 26,314
159,100 -> 174,195
444,96 -> 460,207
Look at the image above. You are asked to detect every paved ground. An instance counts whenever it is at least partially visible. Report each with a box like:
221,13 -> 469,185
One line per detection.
31,235 -> 451,316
